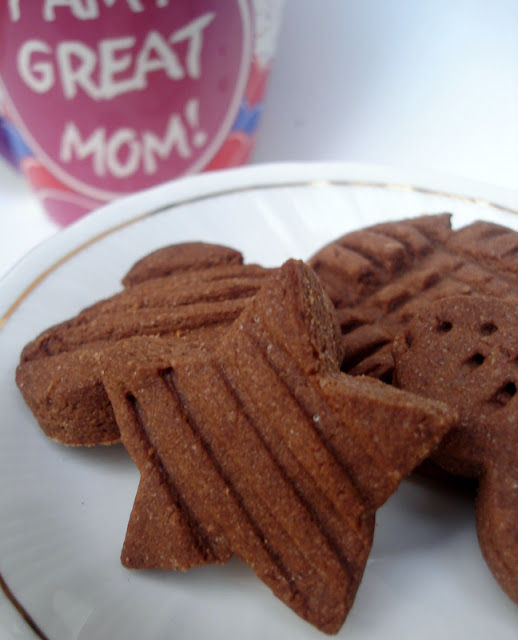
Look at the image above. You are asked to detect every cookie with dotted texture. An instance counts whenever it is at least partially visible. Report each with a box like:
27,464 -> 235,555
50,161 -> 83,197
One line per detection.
393,294 -> 518,605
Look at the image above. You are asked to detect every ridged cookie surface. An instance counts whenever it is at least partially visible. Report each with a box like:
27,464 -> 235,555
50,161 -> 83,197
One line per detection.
101,260 -> 455,633
122,241 -> 244,286
16,244 -> 271,445
309,214 -> 518,382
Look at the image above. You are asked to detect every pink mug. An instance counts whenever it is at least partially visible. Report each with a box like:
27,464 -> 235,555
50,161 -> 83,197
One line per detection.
0,0 -> 284,225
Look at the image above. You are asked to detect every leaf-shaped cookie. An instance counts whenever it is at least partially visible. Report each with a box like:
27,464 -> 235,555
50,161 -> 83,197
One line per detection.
310,214 -> 518,382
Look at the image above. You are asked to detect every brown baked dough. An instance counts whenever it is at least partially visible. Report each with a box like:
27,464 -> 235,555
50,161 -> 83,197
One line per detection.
393,295 -> 518,604
122,241 -> 243,286
16,244 -> 271,446
101,260 -> 455,633
309,214 -> 518,383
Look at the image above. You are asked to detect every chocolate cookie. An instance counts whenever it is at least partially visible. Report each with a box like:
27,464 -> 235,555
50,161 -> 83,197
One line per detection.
122,241 -> 244,287
16,244 -> 272,446
101,260 -> 455,633
309,214 -> 518,382
393,295 -> 518,604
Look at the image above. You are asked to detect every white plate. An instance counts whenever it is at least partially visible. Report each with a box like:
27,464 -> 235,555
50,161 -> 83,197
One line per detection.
1,163 -> 518,640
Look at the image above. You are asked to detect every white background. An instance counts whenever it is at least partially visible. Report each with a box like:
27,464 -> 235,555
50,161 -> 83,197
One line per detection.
1,0 -> 517,277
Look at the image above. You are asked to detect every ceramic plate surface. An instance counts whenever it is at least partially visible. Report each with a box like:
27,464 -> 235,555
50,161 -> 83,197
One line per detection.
1,163 -> 518,640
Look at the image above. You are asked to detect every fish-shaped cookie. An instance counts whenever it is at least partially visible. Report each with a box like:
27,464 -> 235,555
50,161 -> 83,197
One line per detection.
16,243 -> 272,445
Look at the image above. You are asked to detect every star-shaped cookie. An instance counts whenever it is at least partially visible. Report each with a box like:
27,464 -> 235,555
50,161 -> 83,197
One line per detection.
393,294 -> 518,604
101,260 -> 455,633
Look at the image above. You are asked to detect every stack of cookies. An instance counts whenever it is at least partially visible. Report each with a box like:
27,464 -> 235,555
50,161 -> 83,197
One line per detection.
15,214 -> 518,633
